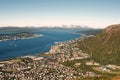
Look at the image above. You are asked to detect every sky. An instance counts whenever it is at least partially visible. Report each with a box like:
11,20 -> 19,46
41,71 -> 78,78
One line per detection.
0,0 -> 120,28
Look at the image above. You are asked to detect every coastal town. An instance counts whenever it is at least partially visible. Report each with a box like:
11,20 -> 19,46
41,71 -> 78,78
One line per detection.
0,32 -> 42,42
0,37 -> 120,79
48,38 -> 90,62
0,38 -> 97,80
0,0 -> 120,79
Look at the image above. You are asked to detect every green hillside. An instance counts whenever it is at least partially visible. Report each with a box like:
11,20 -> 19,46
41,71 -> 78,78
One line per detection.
78,24 -> 120,65
76,29 -> 103,35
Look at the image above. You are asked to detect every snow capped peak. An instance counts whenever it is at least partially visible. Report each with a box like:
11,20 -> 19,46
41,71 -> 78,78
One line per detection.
39,24 -> 89,28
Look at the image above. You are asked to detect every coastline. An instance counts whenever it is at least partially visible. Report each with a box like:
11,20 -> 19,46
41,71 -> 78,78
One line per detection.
0,30 -> 81,61
0,33 -> 87,62
0,34 -> 99,80
1,32 -> 118,79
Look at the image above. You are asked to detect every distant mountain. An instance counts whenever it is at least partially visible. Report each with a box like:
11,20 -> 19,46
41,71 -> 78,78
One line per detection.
53,25 -> 89,28
76,29 -> 103,35
0,25 -> 93,34
0,27 -> 40,33
0,25 -> 90,29
78,24 -> 120,65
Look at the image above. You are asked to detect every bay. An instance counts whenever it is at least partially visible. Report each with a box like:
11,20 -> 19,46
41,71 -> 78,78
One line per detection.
0,29 -> 81,60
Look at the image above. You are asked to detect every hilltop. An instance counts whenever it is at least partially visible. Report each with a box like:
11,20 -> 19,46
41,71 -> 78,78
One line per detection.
105,24 -> 120,33
78,24 -> 120,65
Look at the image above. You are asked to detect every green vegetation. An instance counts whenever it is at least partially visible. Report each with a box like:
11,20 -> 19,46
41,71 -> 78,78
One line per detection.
61,25 -> 120,79
76,29 -> 103,35
77,25 -> 120,65
77,76 -> 112,80
62,59 -> 119,76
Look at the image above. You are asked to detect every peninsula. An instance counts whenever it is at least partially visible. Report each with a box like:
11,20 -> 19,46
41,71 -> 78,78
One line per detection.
0,32 -> 43,42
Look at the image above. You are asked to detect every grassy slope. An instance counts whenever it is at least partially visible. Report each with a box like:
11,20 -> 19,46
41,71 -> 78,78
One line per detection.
78,25 -> 120,65
76,29 -> 103,35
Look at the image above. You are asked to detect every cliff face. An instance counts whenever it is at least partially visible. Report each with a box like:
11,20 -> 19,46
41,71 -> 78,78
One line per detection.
78,24 -> 120,65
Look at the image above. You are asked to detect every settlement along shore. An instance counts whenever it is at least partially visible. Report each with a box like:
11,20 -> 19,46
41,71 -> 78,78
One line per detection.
0,35 -> 99,80
0,35 -> 120,80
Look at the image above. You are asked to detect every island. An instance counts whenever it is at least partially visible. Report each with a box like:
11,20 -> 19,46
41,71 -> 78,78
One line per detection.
0,32 -> 43,42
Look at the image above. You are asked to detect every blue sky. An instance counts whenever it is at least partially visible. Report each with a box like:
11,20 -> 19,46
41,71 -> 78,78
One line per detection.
0,0 -> 120,28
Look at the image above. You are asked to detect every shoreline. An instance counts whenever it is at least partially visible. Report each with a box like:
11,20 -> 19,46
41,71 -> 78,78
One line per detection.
0,33 -> 89,62
0,33 -> 99,80
0,35 -> 83,62
0,32 -> 118,79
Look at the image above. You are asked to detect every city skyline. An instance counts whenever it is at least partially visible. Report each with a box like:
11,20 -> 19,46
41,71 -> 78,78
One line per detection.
0,0 -> 120,28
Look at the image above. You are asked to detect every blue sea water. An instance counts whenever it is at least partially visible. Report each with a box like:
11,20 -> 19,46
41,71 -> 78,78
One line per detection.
0,29 -> 81,60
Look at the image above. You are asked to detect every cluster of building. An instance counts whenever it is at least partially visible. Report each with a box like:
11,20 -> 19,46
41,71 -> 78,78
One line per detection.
49,39 -> 89,62
0,38 -> 101,79
0,56 -> 77,80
